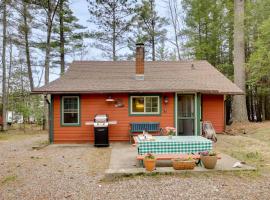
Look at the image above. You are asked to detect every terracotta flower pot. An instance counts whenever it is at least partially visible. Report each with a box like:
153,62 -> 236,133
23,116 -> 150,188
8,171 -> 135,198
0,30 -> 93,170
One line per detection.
201,155 -> 217,169
143,158 -> 156,171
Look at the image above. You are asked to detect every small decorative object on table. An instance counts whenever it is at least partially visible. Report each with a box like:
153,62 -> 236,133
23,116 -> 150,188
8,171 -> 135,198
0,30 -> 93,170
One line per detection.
200,151 -> 218,169
165,127 -> 176,139
143,153 -> 156,172
138,133 -> 154,141
172,157 -> 196,170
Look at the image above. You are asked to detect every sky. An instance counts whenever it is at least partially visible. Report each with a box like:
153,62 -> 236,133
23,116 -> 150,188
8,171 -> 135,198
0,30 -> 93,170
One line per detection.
69,0 -> 172,60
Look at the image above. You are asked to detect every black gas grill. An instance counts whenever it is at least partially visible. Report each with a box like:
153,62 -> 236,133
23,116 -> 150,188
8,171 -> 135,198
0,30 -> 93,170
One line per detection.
94,114 -> 109,147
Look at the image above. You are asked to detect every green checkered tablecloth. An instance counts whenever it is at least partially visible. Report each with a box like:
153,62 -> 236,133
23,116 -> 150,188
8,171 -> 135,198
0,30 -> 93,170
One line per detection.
137,136 -> 212,155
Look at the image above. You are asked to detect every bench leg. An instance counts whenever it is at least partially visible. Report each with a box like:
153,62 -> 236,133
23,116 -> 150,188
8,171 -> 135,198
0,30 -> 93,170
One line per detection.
136,159 -> 144,167
129,134 -> 132,144
195,159 -> 202,166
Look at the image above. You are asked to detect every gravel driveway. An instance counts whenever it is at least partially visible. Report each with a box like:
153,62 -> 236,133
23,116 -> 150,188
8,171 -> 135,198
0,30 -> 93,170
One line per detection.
0,133 -> 270,200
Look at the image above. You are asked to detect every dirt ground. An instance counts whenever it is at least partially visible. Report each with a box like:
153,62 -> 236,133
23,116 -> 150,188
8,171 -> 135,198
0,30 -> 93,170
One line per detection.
0,123 -> 270,200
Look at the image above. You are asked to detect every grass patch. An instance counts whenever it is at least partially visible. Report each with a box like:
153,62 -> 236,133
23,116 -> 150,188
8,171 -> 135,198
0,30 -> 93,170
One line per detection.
1,175 -> 17,185
231,151 -> 262,163
0,127 -> 46,141
0,134 -> 8,141
38,140 -> 49,146
0,133 -> 31,141
30,156 -> 42,160
217,124 -> 270,175
248,128 -> 270,144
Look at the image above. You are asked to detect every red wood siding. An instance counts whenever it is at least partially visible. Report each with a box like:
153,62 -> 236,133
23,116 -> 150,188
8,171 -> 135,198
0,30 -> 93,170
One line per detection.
202,94 -> 225,133
52,93 -> 174,143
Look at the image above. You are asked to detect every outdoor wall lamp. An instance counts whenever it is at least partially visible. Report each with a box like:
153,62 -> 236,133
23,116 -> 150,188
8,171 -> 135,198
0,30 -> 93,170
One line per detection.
164,96 -> 169,104
105,95 -> 115,102
106,95 -> 124,107
164,96 -> 169,113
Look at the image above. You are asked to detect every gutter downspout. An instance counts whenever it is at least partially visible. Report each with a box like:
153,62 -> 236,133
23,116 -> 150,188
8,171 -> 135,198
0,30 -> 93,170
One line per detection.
45,94 -> 53,143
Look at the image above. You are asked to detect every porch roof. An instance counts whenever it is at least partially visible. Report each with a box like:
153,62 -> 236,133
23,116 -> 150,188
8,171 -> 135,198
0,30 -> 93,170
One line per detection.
32,60 -> 243,95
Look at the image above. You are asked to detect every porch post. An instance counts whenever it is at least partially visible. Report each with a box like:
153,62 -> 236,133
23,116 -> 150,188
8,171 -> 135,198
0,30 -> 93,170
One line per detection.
49,95 -> 54,143
174,93 -> 178,135
196,93 -> 201,135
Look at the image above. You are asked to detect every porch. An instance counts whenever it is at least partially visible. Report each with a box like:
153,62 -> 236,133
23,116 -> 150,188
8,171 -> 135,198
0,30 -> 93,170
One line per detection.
105,142 -> 256,179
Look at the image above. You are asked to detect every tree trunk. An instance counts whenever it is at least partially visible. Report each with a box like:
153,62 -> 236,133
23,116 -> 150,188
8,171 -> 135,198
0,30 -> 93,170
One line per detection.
7,36 -> 12,117
2,0 -> 8,131
225,96 -> 233,125
246,87 -> 251,121
112,1 -> 116,61
59,0 -> 65,75
43,9 -> 53,131
261,94 -> 265,121
42,0 -> 60,130
23,1 -> 34,91
150,0 -> 155,61
168,0 -> 181,60
232,0 -> 248,122
248,86 -> 253,121
255,87 -> 262,122
250,88 -> 255,121
265,95 -> 270,120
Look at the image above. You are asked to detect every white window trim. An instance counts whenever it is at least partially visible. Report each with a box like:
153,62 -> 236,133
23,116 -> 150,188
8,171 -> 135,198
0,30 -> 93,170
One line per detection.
130,96 -> 160,115
62,96 -> 80,125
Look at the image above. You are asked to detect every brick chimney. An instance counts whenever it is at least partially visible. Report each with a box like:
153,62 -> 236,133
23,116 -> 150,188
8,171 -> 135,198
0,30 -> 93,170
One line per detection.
135,43 -> 144,80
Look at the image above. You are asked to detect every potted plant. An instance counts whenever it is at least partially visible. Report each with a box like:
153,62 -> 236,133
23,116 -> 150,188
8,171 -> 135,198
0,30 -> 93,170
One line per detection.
200,151 -> 218,169
172,156 -> 196,170
165,127 -> 176,139
143,153 -> 156,172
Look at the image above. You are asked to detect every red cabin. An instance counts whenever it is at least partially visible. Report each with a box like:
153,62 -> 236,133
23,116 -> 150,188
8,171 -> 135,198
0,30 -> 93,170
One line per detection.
33,44 -> 243,143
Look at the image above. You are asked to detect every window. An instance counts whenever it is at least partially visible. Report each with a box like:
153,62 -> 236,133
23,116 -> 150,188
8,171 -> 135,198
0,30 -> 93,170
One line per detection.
130,96 -> 160,115
61,96 -> 80,125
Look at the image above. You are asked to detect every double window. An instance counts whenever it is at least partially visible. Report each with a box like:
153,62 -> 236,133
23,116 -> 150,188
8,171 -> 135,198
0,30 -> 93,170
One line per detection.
130,96 -> 160,115
61,96 -> 80,126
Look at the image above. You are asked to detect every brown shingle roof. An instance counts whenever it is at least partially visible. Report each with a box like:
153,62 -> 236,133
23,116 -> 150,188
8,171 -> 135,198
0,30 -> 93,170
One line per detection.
32,60 -> 243,94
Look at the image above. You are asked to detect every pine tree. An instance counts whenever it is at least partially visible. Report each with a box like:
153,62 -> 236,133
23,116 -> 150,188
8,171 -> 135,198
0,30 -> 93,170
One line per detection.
52,0 -> 88,75
21,1 -> 34,90
182,0 -> 231,69
32,0 -> 60,130
248,18 -> 270,86
134,0 -> 168,61
87,0 -> 135,60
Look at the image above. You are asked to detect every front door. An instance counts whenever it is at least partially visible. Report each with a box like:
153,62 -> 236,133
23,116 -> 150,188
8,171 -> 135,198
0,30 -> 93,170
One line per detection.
177,94 -> 195,135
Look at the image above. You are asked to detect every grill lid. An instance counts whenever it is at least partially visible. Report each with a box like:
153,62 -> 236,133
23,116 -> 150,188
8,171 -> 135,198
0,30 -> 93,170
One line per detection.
94,114 -> 108,122
94,114 -> 108,127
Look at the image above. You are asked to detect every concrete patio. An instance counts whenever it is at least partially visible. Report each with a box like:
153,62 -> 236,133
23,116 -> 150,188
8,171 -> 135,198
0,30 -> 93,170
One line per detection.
105,142 -> 256,179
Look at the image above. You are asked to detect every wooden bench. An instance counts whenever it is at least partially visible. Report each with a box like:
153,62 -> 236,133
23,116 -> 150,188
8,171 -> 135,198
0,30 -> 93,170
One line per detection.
129,122 -> 160,143
136,154 -> 201,161
136,154 -> 221,166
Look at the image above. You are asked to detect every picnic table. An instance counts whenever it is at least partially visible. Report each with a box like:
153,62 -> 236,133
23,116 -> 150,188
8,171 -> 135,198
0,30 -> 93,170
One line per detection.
134,136 -> 212,155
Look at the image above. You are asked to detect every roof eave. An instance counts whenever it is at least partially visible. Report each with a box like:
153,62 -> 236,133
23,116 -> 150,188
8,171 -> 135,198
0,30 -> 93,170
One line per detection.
31,89 -> 244,95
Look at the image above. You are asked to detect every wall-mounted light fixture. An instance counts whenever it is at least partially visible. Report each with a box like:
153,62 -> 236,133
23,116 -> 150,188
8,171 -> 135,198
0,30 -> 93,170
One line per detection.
106,95 -> 115,102
164,96 -> 169,113
114,98 -> 124,108
164,96 -> 169,104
